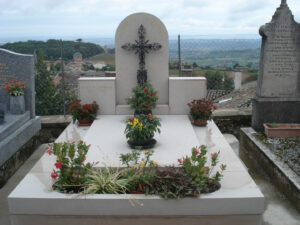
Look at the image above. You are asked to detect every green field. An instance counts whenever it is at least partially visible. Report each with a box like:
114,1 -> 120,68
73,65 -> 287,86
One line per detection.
88,53 -> 115,65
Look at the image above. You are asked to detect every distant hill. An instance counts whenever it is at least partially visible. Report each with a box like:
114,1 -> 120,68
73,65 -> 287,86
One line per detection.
169,39 -> 261,67
0,39 -> 104,60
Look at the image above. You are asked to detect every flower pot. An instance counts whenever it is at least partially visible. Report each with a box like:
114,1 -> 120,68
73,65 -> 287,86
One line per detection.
192,119 -> 207,127
78,119 -> 93,126
127,137 -> 156,150
134,109 -> 152,116
10,95 -> 25,114
264,123 -> 300,138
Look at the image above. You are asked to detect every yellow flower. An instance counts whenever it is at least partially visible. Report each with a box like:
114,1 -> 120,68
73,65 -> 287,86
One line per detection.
133,118 -> 139,128
140,161 -> 145,167
138,123 -> 143,131
144,150 -> 150,155
153,160 -> 158,166
128,121 -> 133,126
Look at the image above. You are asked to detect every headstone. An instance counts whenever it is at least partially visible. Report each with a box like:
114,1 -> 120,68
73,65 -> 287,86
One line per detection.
0,49 -> 40,187
234,72 -> 242,90
0,49 -> 36,118
252,0 -> 300,131
115,12 -> 169,105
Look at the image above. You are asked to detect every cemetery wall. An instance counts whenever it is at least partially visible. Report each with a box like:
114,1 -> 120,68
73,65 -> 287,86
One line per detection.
240,128 -> 300,213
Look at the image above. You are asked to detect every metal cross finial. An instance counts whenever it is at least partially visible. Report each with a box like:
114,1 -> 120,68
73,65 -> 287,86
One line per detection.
281,0 -> 287,5
122,24 -> 162,85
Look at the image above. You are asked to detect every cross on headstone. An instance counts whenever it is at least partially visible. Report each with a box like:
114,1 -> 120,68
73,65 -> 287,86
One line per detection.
281,0 -> 287,5
122,24 -> 162,85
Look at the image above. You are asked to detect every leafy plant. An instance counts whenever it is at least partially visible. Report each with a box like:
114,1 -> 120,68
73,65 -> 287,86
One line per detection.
83,168 -> 129,194
68,99 -> 99,123
127,81 -> 158,112
178,145 -> 226,183
187,98 -> 217,122
47,141 -> 97,192
2,78 -> 26,96
266,123 -> 277,128
125,114 -> 161,142
120,150 -> 158,192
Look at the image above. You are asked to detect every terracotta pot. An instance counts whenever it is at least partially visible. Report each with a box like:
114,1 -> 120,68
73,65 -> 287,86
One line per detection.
78,119 -> 93,126
193,119 -> 207,126
264,123 -> 300,138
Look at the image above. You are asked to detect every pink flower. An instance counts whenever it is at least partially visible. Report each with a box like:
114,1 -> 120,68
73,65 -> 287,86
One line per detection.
178,158 -> 183,164
51,170 -> 58,179
195,148 -> 200,155
95,161 -> 99,165
54,162 -> 62,169
82,157 -> 86,162
46,147 -> 53,155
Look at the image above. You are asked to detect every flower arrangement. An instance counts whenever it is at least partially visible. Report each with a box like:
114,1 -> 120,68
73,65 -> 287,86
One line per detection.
187,98 -> 217,124
68,99 -> 99,124
125,114 -> 161,148
3,79 -> 26,96
127,81 -> 158,114
46,141 -> 98,193
120,145 -> 226,199
48,141 -> 226,199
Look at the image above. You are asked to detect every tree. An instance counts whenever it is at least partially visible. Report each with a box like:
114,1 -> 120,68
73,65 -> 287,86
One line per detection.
223,74 -> 234,90
205,71 -> 223,90
35,52 -> 75,115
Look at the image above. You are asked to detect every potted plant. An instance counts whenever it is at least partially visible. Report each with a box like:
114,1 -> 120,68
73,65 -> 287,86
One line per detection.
125,114 -> 161,149
187,98 -> 217,126
68,99 -> 99,126
3,79 -> 26,114
127,81 -> 158,115
264,123 -> 300,138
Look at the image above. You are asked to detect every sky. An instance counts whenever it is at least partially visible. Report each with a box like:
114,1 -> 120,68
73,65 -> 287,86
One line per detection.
0,0 -> 299,40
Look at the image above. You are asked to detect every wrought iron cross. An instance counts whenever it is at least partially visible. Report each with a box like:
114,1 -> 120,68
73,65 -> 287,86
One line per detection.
122,25 -> 162,85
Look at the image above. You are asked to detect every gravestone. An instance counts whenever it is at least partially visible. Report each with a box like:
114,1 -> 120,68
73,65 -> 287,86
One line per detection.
0,48 -> 40,187
115,12 -> 169,105
0,49 -> 35,118
252,0 -> 300,131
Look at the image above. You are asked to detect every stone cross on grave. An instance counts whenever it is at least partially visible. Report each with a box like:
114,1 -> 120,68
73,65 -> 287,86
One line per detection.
122,24 -> 162,85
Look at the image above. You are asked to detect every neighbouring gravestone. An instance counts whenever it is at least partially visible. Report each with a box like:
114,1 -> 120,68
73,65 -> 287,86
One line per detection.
115,12 -> 169,105
252,0 -> 300,131
0,48 -> 40,187
0,49 -> 36,118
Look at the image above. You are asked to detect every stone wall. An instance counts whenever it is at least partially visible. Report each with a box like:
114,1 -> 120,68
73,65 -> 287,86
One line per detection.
0,115 -> 71,188
212,109 -> 252,139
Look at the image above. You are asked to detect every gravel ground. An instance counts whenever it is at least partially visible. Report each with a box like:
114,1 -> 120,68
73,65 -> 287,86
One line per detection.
255,134 -> 300,176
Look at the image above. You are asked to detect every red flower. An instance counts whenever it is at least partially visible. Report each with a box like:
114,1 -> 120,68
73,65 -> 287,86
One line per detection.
82,157 -> 86,162
178,158 -> 183,163
195,148 -> 200,155
46,146 -> 53,155
54,162 -> 62,169
147,114 -> 152,119
51,170 -> 58,179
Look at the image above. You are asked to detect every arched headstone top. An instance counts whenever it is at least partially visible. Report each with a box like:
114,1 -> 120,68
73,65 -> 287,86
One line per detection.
115,12 -> 169,105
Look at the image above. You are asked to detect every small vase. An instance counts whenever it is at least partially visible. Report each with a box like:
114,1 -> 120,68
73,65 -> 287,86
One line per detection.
10,95 -> 25,114
78,119 -> 93,126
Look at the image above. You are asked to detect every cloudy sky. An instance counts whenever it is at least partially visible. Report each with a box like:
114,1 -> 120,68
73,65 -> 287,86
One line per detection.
0,0 -> 299,40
